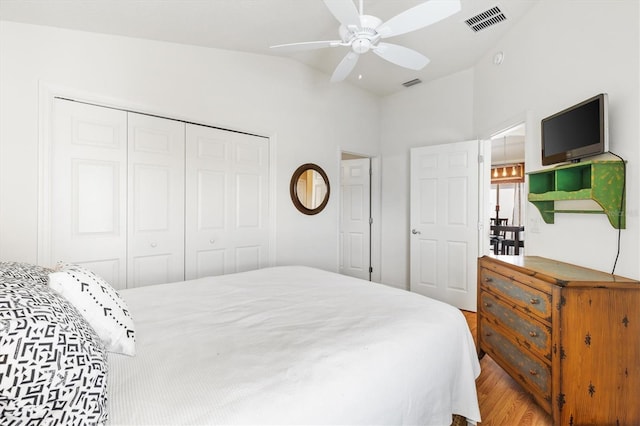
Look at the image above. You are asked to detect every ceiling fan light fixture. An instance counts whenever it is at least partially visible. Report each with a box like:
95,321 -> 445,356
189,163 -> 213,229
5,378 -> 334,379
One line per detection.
352,38 -> 372,53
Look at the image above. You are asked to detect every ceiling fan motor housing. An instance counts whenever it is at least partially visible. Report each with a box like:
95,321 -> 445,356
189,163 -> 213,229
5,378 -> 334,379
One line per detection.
339,14 -> 382,54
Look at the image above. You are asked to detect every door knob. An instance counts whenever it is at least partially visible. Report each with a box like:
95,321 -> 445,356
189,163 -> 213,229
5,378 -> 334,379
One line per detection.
412,229 -> 421,235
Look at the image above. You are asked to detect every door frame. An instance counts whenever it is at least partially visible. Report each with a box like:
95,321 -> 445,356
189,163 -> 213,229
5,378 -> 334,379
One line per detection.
37,82 -> 277,267
483,117 -> 529,257
337,149 -> 381,283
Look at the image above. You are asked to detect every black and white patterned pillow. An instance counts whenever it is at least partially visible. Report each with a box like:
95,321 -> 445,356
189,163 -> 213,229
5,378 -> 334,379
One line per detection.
0,275 -> 109,425
0,261 -> 53,285
49,263 -> 136,356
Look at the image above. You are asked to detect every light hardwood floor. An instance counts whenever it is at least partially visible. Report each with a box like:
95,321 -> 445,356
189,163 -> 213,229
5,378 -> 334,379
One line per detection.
462,310 -> 552,426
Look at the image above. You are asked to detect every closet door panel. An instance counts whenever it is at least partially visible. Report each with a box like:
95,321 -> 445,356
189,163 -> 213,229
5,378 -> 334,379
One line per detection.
185,124 -> 269,280
74,161 -> 120,233
51,99 -> 127,289
232,140 -> 269,273
235,246 -> 261,273
198,170 -> 226,229
195,249 -> 225,278
128,113 -> 185,287
133,165 -> 170,231
236,173 -> 261,227
130,254 -> 173,287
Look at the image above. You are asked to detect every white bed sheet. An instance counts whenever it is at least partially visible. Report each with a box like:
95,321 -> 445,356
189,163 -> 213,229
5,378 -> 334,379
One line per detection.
108,266 -> 481,425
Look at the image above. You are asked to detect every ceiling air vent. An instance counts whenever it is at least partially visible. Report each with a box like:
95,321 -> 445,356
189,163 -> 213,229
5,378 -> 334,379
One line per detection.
402,78 -> 422,88
465,6 -> 506,32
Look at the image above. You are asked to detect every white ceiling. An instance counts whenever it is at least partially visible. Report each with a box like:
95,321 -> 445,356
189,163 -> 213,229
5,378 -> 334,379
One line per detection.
0,0 -> 537,96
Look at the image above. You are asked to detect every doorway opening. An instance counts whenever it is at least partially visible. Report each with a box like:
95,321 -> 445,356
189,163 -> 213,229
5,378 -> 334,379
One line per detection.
489,123 -> 526,256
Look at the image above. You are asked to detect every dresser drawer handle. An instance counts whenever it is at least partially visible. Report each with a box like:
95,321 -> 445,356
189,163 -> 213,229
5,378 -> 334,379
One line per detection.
529,369 -> 538,376
484,277 -> 493,283
529,331 -> 538,338
485,332 -> 493,337
484,302 -> 492,308
529,298 -> 540,305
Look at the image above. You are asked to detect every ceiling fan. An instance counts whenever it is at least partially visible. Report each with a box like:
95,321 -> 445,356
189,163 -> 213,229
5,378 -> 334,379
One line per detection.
270,0 -> 461,82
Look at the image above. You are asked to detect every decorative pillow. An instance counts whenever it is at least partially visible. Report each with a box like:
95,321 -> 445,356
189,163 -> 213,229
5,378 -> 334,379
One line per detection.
0,261 -> 53,285
0,275 -> 108,424
49,263 -> 135,356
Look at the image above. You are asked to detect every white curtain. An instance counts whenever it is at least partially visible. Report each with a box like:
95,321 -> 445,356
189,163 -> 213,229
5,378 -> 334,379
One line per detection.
511,183 -> 523,226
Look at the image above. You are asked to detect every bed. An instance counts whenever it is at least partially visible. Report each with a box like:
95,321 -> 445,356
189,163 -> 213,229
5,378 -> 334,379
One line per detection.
107,266 -> 481,425
0,263 -> 480,425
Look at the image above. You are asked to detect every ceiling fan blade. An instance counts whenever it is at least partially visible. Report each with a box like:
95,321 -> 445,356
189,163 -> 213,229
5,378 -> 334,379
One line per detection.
331,51 -> 359,82
323,0 -> 361,29
373,42 -> 430,70
270,40 -> 342,52
377,0 -> 461,39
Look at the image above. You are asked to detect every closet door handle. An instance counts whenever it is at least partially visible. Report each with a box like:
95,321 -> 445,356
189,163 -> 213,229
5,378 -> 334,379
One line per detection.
411,229 -> 421,235
150,242 -> 157,248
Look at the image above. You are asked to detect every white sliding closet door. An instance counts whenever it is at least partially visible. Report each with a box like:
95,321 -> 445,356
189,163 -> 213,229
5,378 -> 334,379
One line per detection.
127,113 -> 185,287
48,98 -> 270,288
185,124 -> 269,279
51,99 -> 128,288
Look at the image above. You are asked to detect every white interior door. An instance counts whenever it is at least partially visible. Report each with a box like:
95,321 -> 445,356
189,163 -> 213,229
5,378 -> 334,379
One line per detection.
340,158 -> 371,280
51,98 -> 128,289
185,124 -> 269,279
127,113 -> 185,287
410,140 -> 482,311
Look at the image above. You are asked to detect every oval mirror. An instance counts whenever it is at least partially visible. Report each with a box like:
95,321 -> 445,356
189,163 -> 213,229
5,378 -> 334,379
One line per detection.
290,163 -> 330,215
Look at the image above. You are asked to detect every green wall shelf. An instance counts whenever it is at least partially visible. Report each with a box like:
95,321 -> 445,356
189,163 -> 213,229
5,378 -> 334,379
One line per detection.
528,160 -> 625,229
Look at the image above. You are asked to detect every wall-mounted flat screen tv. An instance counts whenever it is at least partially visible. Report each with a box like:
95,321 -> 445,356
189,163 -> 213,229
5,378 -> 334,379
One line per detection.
541,93 -> 609,166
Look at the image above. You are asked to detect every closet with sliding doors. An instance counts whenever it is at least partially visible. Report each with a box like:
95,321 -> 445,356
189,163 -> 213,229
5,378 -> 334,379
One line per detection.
45,98 -> 269,290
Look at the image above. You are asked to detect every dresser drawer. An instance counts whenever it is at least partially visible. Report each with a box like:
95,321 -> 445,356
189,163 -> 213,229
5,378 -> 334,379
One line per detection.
479,291 -> 552,362
480,268 -> 552,322
480,319 -> 551,408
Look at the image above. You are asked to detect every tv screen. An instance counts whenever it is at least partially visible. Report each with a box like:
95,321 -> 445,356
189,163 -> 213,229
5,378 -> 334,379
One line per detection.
541,93 -> 608,166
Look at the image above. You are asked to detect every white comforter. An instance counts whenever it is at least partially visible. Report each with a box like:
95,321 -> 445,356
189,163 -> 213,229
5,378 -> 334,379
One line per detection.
108,266 -> 481,425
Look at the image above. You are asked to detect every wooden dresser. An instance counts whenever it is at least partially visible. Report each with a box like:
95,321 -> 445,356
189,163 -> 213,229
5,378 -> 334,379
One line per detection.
477,255 -> 640,425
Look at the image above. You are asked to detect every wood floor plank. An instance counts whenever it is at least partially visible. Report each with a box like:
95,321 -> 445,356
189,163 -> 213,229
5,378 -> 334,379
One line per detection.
462,310 -> 552,426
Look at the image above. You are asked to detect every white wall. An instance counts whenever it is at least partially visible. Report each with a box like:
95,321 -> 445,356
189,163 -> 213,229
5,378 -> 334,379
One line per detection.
3,0 -> 639,285
379,0 -> 640,287
379,69 -> 475,289
0,21 -> 380,271
474,0 -> 639,279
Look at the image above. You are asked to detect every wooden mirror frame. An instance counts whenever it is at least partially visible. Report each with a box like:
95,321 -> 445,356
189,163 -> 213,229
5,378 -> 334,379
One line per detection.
289,163 -> 330,215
